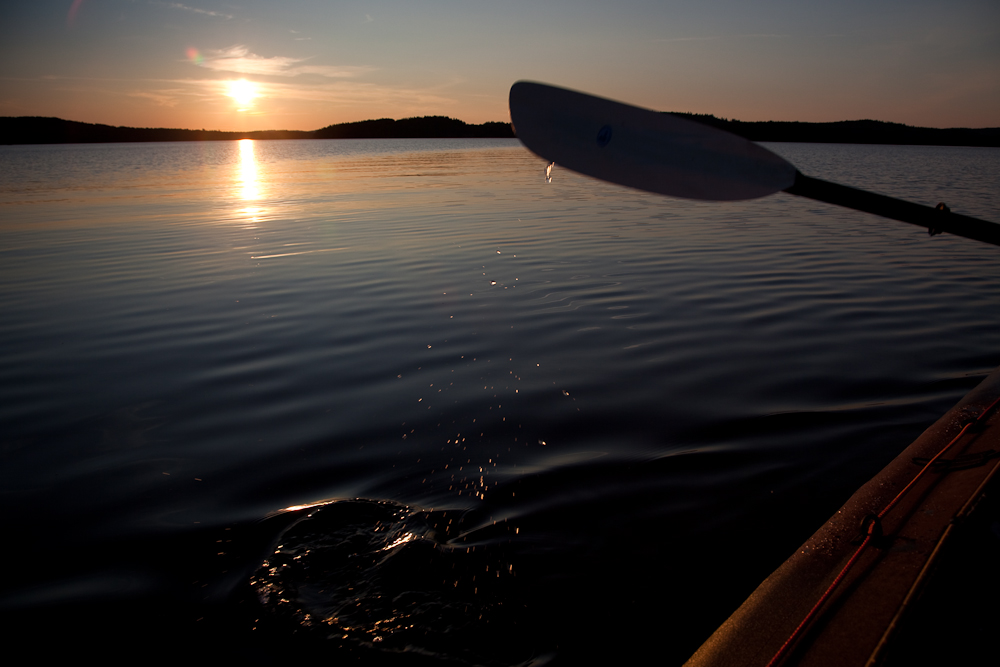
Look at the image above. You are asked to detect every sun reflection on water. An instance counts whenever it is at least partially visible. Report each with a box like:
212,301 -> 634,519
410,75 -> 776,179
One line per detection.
235,139 -> 266,225
238,139 -> 259,201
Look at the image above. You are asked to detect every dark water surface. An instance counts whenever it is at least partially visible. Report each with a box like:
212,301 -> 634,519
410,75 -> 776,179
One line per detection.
1,139 -> 998,664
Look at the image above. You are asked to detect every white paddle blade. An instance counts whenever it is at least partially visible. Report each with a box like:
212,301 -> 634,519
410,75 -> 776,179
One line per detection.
509,81 -> 796,202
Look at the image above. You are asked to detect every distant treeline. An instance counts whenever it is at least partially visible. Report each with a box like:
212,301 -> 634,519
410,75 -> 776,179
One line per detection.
0,116 -> 515,145
1,113 -> 998,147
314,117 -> 514,139
673,113 -> 1000,148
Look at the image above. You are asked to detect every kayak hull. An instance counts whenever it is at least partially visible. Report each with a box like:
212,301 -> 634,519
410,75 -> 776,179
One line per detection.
686,365 -> 1000,667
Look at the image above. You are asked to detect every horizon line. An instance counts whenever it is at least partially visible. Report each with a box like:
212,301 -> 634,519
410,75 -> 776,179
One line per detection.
3,114 -> 999,134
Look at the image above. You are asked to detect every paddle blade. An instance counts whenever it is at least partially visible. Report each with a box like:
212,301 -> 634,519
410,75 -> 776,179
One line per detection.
509,81 -> 796,201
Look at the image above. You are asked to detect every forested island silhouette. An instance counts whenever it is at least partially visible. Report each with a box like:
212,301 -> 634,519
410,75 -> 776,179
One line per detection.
0,116 -> 514,144
2,114 -> 998,147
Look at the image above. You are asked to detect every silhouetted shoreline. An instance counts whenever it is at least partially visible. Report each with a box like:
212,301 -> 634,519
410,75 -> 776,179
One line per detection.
0,116 -> 515,145
673,113 -> 1000,148
1,114 -> 998,147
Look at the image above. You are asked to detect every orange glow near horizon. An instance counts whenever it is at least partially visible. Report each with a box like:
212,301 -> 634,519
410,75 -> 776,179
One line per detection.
3,1 -> 996,133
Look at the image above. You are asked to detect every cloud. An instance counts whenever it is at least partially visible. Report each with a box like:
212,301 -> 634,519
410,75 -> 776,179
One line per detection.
147,1 -> 233,19
195,46 -> 370,78
654,34 -> 787,43
127,89 -> 184,107
197,46 -> 302,75
261,80 -> 454,108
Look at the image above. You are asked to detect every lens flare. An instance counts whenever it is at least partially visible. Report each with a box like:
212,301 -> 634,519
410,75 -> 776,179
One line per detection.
186,47 -> 203,66
67,0 -> 85,26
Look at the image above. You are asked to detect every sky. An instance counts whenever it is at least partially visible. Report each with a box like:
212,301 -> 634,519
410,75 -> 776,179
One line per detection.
0,1 -> 997,131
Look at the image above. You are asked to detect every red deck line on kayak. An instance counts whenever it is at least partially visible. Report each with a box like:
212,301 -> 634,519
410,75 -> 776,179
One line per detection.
764,393 -> 1000,667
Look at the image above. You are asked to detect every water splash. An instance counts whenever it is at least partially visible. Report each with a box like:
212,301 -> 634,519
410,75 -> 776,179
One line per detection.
251,499 -> 542,665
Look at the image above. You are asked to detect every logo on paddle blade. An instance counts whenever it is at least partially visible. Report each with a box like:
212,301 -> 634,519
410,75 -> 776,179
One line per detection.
596,125 -> 612,147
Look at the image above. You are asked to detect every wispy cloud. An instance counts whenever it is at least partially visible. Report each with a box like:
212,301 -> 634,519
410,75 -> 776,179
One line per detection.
147,1 -> 233,19
127,89 -> 185,107
257,79 -> 454,108
654,34 -> 787,43
194,46 -> 371,78
654,36 -> 722,43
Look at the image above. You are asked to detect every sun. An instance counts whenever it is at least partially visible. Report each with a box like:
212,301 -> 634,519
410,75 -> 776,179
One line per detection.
226,79 -> 258,110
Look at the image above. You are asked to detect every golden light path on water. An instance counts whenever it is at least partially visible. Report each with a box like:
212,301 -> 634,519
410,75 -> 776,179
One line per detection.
237,139 -> 264,225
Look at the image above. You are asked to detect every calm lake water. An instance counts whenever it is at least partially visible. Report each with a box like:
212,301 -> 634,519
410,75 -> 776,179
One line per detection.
1,138 -> 998,664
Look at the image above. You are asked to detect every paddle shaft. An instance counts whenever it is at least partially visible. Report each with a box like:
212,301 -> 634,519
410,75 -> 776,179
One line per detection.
785,172 -> 1000,247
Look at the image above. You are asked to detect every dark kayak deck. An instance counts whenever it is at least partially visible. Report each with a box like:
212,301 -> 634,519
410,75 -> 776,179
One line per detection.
686,365 -> 1000,667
